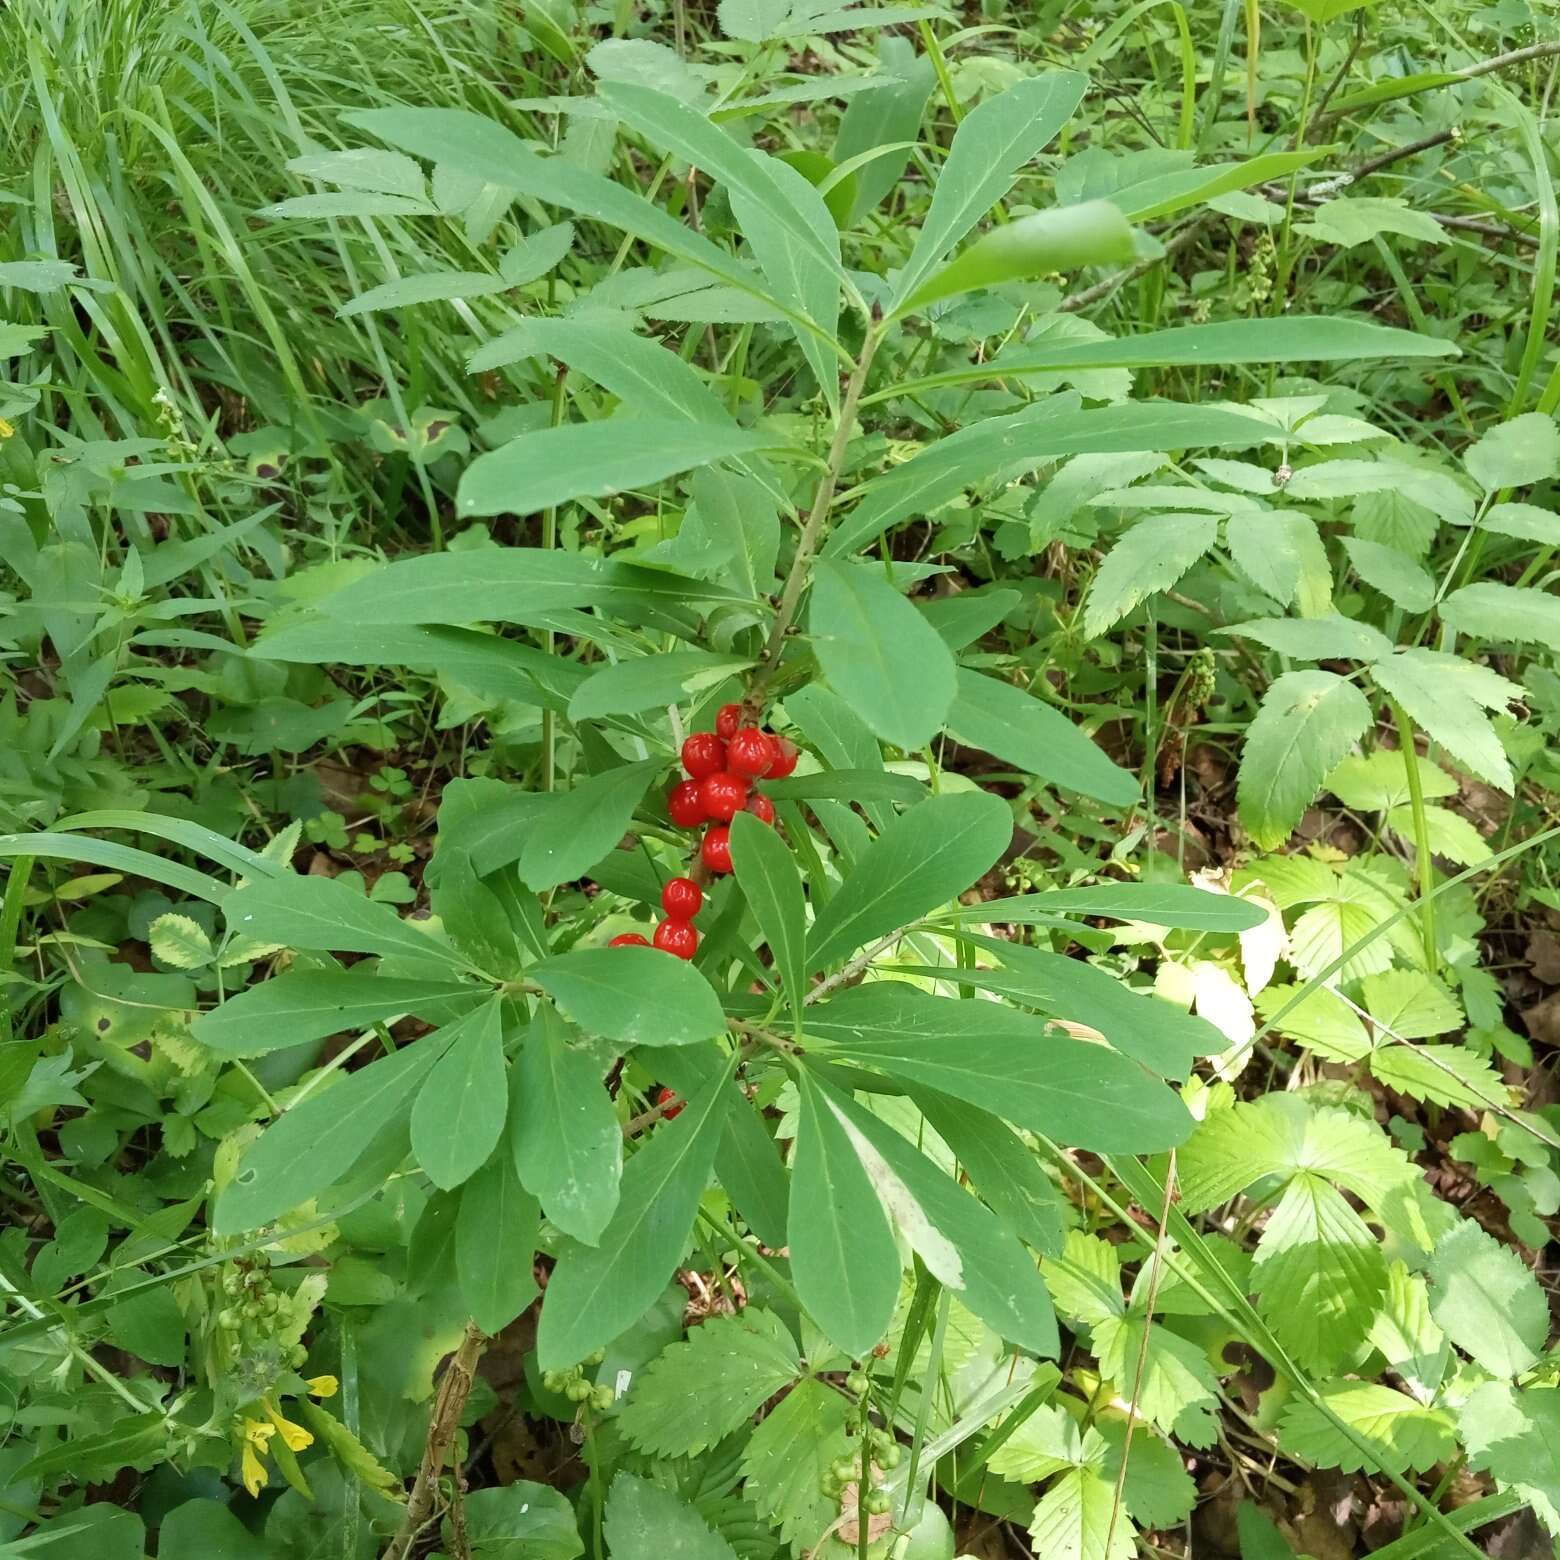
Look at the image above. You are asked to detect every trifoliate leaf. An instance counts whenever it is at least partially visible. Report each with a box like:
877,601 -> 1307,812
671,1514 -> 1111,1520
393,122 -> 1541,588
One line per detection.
1427,1221 -> 1548,1377
1278,1381 -> 1456,1474
617,1309 -> 801,1459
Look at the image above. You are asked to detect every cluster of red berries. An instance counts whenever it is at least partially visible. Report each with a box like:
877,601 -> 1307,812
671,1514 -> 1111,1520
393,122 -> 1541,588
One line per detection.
667,702 -> 797,875
606,703 -> 797,963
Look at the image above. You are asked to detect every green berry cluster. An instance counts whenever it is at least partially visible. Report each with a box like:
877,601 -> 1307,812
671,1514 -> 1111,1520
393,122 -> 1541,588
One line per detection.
216,1258 -> 307,1371
542,1351 -> 614,1413
821,1424 -> 900,1510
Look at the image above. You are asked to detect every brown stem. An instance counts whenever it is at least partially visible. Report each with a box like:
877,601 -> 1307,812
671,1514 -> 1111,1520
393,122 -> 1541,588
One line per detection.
383,1322 -> 488,1560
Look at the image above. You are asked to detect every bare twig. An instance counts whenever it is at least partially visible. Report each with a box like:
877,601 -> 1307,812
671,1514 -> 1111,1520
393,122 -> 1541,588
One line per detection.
384,1322 -> 488,1560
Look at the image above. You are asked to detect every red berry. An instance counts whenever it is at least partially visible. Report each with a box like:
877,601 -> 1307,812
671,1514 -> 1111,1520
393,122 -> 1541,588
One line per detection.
657,1085 -> 684,1119
653,919 -> 698,959
668,779 -> 707,828
699,771 -> 748,821
681,732 -> 726,780
746,794 -> 776,825
662,876 -> 703,919
609,933 -> 650,947
768,736 -> 799,779
715,702 -> 743,740
727,727 -> 777,779
702,825 -> 733,874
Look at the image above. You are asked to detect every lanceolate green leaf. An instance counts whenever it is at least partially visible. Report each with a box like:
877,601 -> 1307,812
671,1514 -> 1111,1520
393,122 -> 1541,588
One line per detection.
805,984 -> 1193,1150
940,883 -> 1269,932
345,107 -> 830,342
411,996 -> 508,1189
808,560 -> 956,749
1439,582 -> 1560,653
192,971 -> 485,1057
510,1006 -> 623,1245
944,667 -> 1138,805
825,400 -> 1271,560
1237,671 -> 1373,851
893,200 -> 1135,320
537,1063 -> 733,1369
1372,649 -> 1521,792
1082,513 -> 1219,638
221,874 -> 471,971
214,1019 -> 465,1234
813,1071 -> 1059,1353
788,1069 -> 900,1359
805,790 -> 1011,970
457,418 -> 776,520
530,947 -> 725,1047
729,812 -> 807,1026
456,1151 -> 541,1334
316,549 -> 749,628
875,316 -> 1460,399
569,653 -> 754,720
889,72 -> 1087,312
518,762 -> 659,891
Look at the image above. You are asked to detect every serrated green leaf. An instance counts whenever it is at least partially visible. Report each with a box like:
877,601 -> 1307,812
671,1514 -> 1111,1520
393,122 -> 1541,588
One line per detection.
1459,1382 -> 1560,1523
603,1472 -> 739,1560
1279,1382 -> 1455,1474
1094,1315 -> 1221,1446
1462,412 -> 1560,491
1226,510 -> 1333,615
740,1377 -> 853,1553
1342,538 -> 1435,613
1027,1466 -> 1133,1560
1440,581 -> 1560,653
1222,615 -> 1392,662
1428,1221 -> 1548,1377
808,559 -> 956,750
1372,648 -> 1521,792
148,914 -> 212,970
1254,982 -> 1370,1062
1361,969 -> 1462,1040
1385,803 -> 1491,867
1041,1232 -> 1124,1326
1370,1043 -> 1508,1111
1237,671 -> 1373,850
1082,513 -> 1218,637
617,1309 -> 800,1458
1326,749 -> 1456,811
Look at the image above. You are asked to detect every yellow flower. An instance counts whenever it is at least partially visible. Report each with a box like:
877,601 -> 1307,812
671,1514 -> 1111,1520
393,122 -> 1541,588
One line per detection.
305,1374 -> 339,1399
0,418 -> 13,439
239,1418 -> 275,1498
264,1399 -> 314,1453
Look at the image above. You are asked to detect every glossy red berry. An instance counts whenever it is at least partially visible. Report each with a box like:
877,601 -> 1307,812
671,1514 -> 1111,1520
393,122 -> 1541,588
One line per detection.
768,736 -> 799,779
653,919 -> 698,959
715,702 -> 743,740
702,825 -> 733,874
609,933 -> 650,947
656,1086 -> 684,1119
746,793 -> 776,825
668,779 -> 707,828
662,876 -> 703,919
681,732 -> 726,780
726,727 -> 777,779
699,771 -> 748,821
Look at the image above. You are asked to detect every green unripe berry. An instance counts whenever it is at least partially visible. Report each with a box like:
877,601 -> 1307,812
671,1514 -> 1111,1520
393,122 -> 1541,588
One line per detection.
217,1308 -> 239,1330
585,1349 -> 606,1367
878,1442 -> 902,1469
864,1490 -> 891,1516
591,1384 -> 615,1412
565,1379 -> 593,1403
830,1457 -> 858,1485
845,1370 -> 869,1395
542,1371 -> 566,1394
289,1345 -> 308,1369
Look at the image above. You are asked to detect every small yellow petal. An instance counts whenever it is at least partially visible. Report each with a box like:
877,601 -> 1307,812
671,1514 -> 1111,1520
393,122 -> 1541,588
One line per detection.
305,1374 -> 339,1399
242,1417 -> 276,1449
0,418 -> 13,440
265,1404 -> 314,1453
241,1442 -> 269,1497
